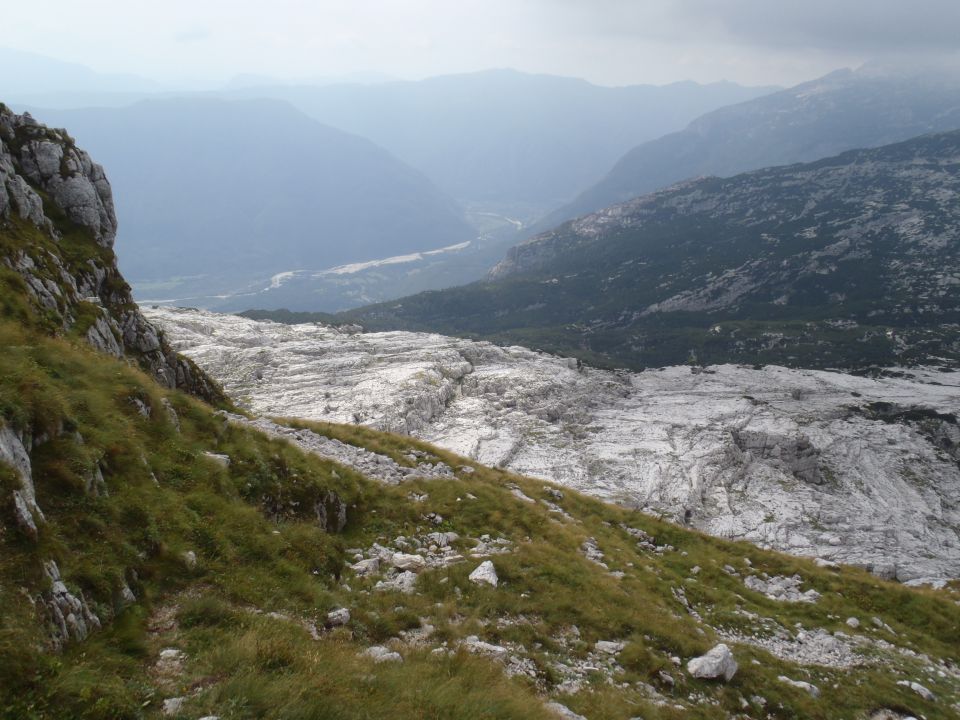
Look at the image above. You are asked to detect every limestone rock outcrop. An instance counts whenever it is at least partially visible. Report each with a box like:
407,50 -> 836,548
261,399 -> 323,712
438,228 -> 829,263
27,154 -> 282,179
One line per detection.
687,643 -> 738,681
0,104 -> 223,404
0,423 -> 44,537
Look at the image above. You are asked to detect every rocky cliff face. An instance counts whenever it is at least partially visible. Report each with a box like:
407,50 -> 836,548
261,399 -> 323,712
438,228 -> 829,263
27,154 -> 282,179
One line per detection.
0,104 -> 223,402
147,306 -> 960,584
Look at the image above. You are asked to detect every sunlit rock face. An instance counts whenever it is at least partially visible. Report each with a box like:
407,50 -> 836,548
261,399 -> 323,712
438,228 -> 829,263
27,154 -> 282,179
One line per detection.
147,306 -> 960,582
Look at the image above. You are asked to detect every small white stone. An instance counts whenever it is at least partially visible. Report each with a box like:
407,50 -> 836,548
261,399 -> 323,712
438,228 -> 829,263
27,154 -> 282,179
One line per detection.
594,640 -> 626,654
363,645 -> 402,663
687,643 -> 737,681
778,675 -> 820,698
326,608 -> 350,627
468,560 -> 499,587
897,680 -> 935,702
162,697 -> 185,716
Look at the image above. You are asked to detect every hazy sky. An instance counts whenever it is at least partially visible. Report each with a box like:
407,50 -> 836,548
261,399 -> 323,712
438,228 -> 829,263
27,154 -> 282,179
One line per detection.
3,0 -> 959,88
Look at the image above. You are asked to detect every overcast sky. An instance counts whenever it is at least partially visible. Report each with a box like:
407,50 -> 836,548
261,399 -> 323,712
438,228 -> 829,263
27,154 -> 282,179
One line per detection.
3,0 -> 959,88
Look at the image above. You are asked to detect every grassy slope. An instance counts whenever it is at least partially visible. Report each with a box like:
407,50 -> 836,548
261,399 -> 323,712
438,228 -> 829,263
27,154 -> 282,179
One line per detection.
0,317 -> 958,719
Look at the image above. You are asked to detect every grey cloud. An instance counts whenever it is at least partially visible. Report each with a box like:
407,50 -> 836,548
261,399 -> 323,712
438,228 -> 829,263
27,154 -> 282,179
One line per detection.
548,0 -> 960,53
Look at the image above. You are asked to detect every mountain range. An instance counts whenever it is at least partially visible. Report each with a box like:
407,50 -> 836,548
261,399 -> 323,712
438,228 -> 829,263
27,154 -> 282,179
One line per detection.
223,69 -> 777,211
538,64 -> 960,232
2,104 -> 959,720
332,129 -> 960,370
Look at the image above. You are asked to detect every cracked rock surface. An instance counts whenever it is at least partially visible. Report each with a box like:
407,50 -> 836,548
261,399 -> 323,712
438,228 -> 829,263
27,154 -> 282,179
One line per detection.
147,306 -> 960,582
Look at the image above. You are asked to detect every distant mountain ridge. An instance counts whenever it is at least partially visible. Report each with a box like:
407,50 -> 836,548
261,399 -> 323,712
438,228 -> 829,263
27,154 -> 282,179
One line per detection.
537,65 -> 960,232
335,129 -> 960,370
224,69 -> 777,209
0,47 -> 162,96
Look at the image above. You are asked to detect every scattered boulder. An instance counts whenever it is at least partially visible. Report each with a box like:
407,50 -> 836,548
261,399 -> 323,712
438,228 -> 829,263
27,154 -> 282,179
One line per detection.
363,645 -> 403,663
581,537 -> 607,567
118,581 -> 137,607
546,702 -> 588,720
744,574 -> 820,603
375,570 -> 418,594
594,640 -> 625,655
469,560 -> 499,587
779,675 -> 820,698
350,558 -> 380,576
391,553 -> 427,572
130,397 -> 151,418
162,697 -> 185,716
896,680 -> 935,702
460,635 -> 509,659
326,608 -> 350,627
687,643 -> 738,681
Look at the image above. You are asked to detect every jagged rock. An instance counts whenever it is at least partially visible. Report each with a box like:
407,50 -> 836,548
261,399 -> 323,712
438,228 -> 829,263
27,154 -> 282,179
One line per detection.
779,675 -> 821,698
687,644 -> 738,681
896,680 -> 935,702
0,106 -> 224,404
363,645 -> 403,663
0,424 -> 44,538
426,531 -> 459,547
118,581 -> 136,607
85,314 -> 123,357
350,558 -> 380,576
460,635 -> 509,658
594,640 -> 625,654
42,560 -> 101,648
161,697 -> 185,716
733,430 -> 823,485
507,484 -> 536,503
580,537 -> 607,567
161,398 -> 181,432
156,647 -> 185,679
314,491 -> 347,533
391,553 -> 427,572
219,413 -> 456,487
468,560 -> 499,587
744,574 -> 820,603
326,608 -> 350,627
720,624 -> 858,669
84,462 -> 107,497
546,701 -> 588,720
130,397 -> 151,418
375,570 -> 418,594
